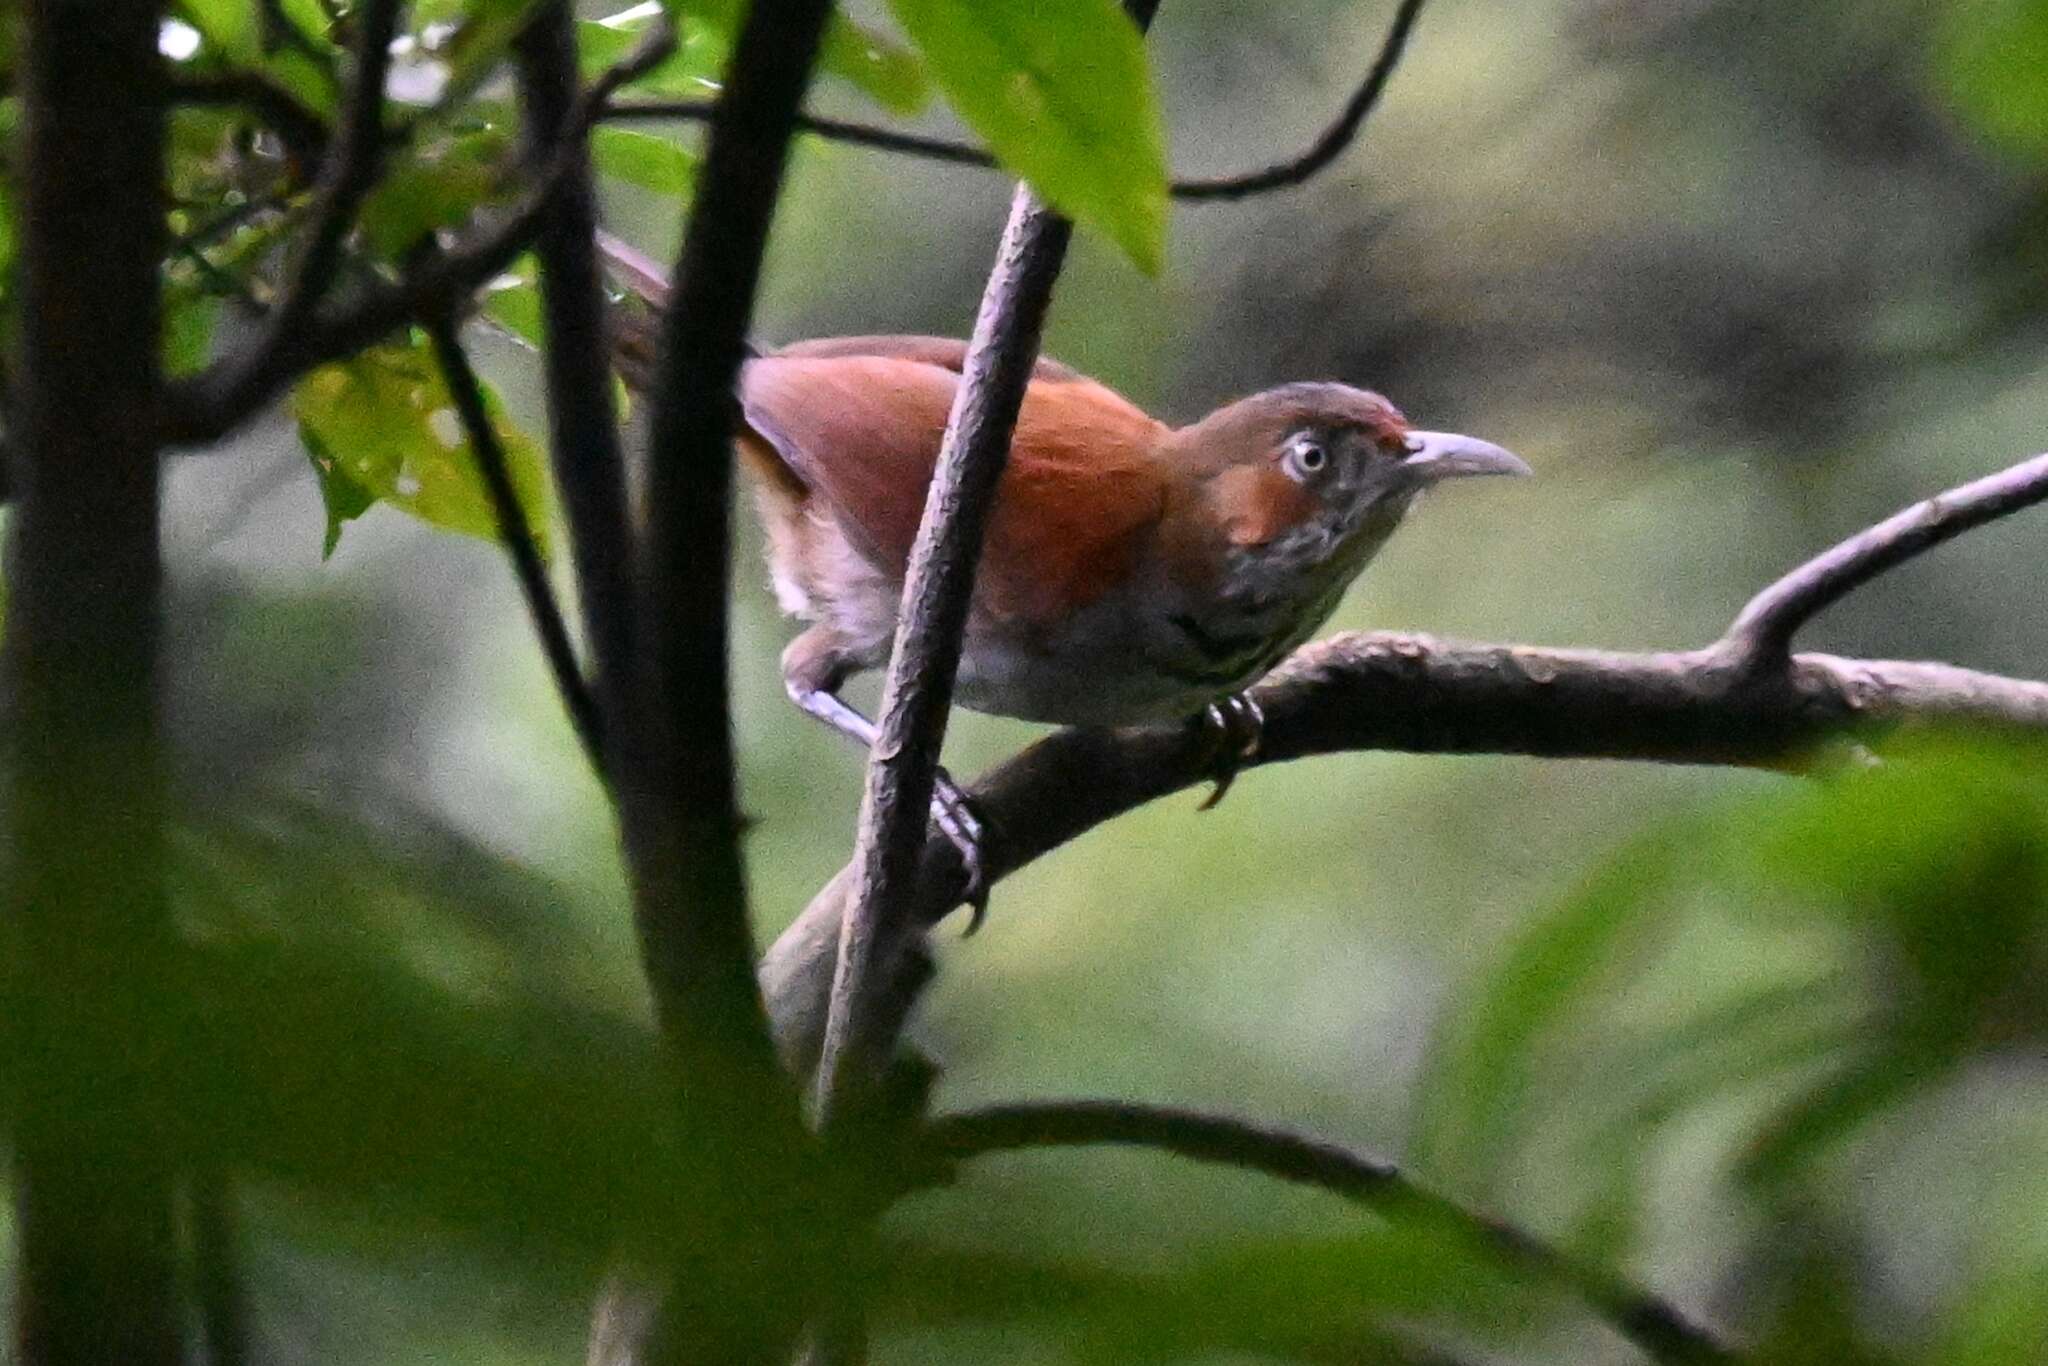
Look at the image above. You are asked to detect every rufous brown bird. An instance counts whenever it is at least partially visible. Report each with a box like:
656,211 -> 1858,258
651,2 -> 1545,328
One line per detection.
599,235 -> 1529,901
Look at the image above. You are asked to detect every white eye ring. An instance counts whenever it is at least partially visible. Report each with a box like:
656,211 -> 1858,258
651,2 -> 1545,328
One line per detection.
1284,435 -> 1328,481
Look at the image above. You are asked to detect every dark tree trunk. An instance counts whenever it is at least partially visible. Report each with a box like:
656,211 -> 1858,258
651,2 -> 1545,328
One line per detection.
6,3 -> 180,1364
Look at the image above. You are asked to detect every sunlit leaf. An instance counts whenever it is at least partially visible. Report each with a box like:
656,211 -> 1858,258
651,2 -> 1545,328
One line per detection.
883,0 -> 1168,271
292,335 -> 551,558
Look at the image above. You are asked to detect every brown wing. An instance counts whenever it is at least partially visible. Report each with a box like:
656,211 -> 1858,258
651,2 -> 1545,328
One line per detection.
740,350 -> 1170,625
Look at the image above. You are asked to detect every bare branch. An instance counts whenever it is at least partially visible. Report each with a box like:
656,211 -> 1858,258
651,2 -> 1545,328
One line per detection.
602,0 -> 1425,203
509,2 -> 647,782
605,0 -> 839,1357
1721,450 -> 2048,670
926,1099 -> 1732,1365
423,315 -> 604,769
762,635 -> 2048,1077
161,23 -> 670,448
811,185 -> 1077,1126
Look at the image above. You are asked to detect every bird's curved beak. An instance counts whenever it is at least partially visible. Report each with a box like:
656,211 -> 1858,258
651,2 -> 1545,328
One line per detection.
1401,430 -> 1532,483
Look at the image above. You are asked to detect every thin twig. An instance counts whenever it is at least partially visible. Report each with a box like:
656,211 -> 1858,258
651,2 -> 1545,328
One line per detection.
509,1 -> 650,783
162,19 -> 670,447
262,0 -> 400,343
602,0 -> 1425,203
926,1099 -> 1733,1365
423,315 -> 604,769
1721,450 -> 2048,671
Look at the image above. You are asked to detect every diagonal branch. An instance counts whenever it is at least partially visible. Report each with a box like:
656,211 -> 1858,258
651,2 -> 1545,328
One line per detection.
602,0 -> 1425,203
926,1099 -> 1732,1365
810,184 -> 1077,1126
422,315 -> 604,769
1720,450 -> 2048,671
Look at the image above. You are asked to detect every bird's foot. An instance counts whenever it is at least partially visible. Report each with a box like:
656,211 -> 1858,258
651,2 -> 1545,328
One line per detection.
930,768 -> 991,933
1198,693 -> 1265,811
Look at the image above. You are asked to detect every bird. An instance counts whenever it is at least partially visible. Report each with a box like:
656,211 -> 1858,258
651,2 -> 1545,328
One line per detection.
597,236 -> 1529,908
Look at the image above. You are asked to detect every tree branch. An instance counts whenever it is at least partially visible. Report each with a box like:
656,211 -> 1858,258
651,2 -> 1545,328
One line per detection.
7,2 -> 182,1360
508,1 -> 649,783
810,185 -> 1077,1125
611,0 -> 839,1357
423,315 -> 604,768
1720,450 -> 2048,671
761,448 -> 2048,1077
257,0 -> 398,345
160,17 -> 673,449
602,0 -> 1424,203
925,1099 -> 1732,1365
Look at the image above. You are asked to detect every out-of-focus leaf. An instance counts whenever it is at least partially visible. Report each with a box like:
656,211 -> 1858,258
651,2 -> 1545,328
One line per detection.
1411,826 -> 1687,1196
1934,0 -> 2048,160
481,257 -> 545,349
639,1 -> 928,113
882,0 -> 1167,271
163,288 -> 222,377
580,10 -> 725,97
820,13 -> 928,115
591,126 -> 695,196
1930,1263 -> 2048,1366
292,334 -> 551,557
415,0 -> 549,100
358,125 -> 512,257
877,1224 -> 1558,1363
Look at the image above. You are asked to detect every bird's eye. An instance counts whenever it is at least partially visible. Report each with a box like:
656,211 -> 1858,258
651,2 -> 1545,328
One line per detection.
1283,435 -> 1328,482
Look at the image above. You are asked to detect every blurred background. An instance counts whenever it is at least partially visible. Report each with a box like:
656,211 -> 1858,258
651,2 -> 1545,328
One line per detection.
142,0 -> 2048,1359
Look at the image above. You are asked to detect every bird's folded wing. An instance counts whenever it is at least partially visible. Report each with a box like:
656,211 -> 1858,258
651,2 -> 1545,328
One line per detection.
740,351 -> 1171,625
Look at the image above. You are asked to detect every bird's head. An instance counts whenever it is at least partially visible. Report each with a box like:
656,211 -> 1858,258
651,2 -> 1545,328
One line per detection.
1170,381 -> 1529,609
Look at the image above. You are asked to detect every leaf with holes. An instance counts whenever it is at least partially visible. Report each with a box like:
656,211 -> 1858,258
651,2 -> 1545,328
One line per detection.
293,336 -> 550,559
884,0 -> 1167,271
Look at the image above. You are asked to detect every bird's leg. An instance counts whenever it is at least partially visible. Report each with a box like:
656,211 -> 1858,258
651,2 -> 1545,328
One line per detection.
783,629 -> 991,926
1196,691 -> 1265,811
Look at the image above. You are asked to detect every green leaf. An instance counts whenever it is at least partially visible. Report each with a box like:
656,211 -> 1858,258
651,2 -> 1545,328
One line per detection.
821,14 -> 929,115
292,336 -> 552,557
163,288 -> 221,378
883,0 -> 1167,270
1934,0 -> 2048,160
1410,826 -> 1686,1194
579,11 -> 725,98
481,258 -> 545,349
358,127 -> 511,258
591,126 -> 696,196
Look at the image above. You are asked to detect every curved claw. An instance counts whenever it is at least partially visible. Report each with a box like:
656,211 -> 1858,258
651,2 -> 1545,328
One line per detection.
1198,693 -> 1265,811
931,769 -> 991,934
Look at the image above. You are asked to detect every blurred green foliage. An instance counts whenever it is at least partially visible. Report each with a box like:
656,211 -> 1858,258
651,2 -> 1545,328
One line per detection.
2,0 -> 2048,1361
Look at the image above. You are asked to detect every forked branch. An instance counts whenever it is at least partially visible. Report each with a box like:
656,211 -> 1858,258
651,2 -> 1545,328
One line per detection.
1721,450 -> 2048,670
